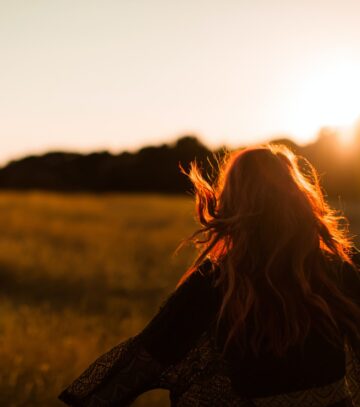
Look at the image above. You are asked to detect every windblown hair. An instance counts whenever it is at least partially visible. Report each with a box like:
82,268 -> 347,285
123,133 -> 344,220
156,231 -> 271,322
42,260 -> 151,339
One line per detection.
178,144 -> 360,357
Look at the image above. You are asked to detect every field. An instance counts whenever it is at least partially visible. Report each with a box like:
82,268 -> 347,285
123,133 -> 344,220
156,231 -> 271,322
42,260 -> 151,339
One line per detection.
0,192 -> 359,406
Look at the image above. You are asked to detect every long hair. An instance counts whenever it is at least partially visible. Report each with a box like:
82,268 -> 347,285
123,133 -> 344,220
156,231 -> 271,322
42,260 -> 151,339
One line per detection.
178,144 -> 360,357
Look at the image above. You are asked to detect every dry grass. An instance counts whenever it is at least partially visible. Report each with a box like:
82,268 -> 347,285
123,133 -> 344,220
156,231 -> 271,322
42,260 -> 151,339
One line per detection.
0,192 -> 358,406
0,192 -> 197,406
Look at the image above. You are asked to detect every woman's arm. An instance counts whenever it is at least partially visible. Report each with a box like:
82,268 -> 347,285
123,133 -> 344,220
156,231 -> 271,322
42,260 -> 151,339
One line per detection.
58,335 -> 164,406
58,260 -> 219,406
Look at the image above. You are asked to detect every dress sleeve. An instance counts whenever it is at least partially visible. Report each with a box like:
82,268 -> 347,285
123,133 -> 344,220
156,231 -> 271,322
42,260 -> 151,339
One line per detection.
345,338 -> 360,406
58,334 -> 164,407
57,260 -> 219,406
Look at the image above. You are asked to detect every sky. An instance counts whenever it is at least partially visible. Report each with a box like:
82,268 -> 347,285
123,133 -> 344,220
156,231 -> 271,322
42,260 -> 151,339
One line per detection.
2,0 -> 360,165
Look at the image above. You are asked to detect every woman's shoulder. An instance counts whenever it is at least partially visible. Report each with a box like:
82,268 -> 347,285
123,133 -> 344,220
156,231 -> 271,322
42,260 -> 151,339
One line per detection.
139,259 -> 221,365
180,258 -> 221,290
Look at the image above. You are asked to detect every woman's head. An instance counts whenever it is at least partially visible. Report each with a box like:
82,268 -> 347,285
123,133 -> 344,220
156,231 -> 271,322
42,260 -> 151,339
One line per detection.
179,144 -> 360,356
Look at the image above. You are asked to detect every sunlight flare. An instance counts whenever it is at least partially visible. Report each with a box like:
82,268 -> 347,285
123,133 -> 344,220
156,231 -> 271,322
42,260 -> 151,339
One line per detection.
287,60 -> 360,142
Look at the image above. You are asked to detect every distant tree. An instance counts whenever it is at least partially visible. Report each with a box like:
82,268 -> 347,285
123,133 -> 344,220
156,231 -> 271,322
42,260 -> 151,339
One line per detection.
0,132 -> 359,198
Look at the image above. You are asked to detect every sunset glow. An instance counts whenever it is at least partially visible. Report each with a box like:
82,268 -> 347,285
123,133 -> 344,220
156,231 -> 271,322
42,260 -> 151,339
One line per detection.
1,1 -> 360,164
283,60 -> 360,142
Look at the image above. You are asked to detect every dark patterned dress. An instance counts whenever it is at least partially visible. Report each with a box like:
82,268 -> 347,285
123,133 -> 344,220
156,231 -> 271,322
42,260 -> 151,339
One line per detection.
58,252 -> 360,407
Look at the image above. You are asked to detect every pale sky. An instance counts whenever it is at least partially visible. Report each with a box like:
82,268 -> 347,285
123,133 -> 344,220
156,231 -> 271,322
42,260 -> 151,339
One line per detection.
2,0 -> 360,165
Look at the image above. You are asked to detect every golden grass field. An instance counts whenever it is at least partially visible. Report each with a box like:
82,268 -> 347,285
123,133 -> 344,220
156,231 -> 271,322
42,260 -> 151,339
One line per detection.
0,192 -> 359,406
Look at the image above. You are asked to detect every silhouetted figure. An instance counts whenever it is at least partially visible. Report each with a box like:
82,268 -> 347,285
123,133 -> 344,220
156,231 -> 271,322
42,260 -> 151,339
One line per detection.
58,144 -> 360,406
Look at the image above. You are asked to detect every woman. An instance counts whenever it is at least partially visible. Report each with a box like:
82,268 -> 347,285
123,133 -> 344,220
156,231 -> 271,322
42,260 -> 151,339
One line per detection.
58,144 -> 360,406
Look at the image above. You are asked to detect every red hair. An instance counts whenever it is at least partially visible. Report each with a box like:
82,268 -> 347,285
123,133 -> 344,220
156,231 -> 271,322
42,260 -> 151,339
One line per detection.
178,144 -> 360,357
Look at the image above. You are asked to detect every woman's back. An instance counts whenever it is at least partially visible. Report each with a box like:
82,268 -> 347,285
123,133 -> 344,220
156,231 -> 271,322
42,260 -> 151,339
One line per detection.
58,250 -> 360,406
147,253 -> 360,406
151,254 -> 360,406
220,254 -> 360,400
58,144 -> 360,406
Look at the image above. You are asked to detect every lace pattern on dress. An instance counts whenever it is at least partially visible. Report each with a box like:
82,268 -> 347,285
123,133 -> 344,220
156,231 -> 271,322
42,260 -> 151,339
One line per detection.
159,330 -> 357,407
159,330 -> 254,406
345,340 -> 360,407
251,377 -> 350,407
58,335 -> 164,406
59,330 -> 360,406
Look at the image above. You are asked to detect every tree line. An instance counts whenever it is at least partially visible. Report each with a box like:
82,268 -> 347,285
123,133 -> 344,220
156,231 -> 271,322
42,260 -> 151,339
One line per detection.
0,129 -> 359,199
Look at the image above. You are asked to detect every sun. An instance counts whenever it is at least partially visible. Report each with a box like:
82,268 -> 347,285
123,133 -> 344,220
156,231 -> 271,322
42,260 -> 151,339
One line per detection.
285,59 -> 360,144
337,126 -> 355,147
